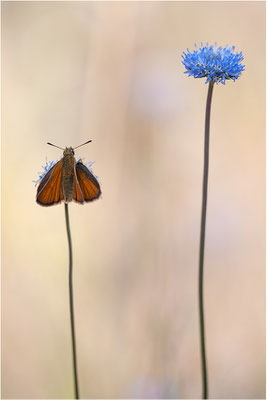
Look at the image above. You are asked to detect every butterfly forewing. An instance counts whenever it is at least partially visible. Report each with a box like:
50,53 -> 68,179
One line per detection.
36,160 -> 64,206
75,162 -> 101,202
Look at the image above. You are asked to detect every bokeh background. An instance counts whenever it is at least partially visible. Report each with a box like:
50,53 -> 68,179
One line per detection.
2,1 -> 265,399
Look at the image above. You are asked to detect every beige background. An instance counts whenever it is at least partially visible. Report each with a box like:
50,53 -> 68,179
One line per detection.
2,1 -> 265,399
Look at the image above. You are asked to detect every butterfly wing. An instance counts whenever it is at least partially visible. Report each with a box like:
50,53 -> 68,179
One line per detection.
75,161 -> 101,202
36,159 -> 64,206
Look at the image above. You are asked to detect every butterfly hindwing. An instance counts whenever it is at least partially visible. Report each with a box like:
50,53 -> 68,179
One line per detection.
75,161 -> 101,202
36,160 -> 64,206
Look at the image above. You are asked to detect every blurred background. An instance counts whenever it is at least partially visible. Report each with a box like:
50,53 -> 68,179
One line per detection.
2,2 -> 265,399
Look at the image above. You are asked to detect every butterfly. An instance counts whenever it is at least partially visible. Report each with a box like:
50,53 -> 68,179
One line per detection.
36,140 -> 101,206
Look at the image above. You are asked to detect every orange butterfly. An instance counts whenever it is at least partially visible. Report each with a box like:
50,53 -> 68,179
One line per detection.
36,140 -> 101,206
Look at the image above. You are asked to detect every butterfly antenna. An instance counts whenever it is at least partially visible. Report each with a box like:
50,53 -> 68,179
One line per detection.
47,142 -> 64,150
73,140 -> 92,150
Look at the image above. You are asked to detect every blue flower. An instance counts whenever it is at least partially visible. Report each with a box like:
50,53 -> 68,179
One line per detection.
181,43 -> 245,85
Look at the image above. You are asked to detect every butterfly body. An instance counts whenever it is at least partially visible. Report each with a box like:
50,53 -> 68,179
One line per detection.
62,148 -> 76,203
36,146 -> 101,206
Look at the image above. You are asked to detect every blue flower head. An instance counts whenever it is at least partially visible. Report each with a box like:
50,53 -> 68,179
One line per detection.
181,43 -> 245,85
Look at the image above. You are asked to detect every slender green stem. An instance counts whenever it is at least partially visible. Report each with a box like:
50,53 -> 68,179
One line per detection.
199,81 -> 214,399
64,203 -> 79,399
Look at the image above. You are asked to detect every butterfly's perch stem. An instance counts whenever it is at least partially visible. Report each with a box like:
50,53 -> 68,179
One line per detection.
64,203 -> 80,399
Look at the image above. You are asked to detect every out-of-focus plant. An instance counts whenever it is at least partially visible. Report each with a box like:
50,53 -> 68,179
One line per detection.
181,43 -> 245,399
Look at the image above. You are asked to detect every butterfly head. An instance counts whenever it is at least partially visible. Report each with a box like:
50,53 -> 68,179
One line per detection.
63,147 -> 75,156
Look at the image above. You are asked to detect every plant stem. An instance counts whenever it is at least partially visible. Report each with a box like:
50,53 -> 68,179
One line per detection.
199,81 -> 214,399
65,203 -> 79,399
